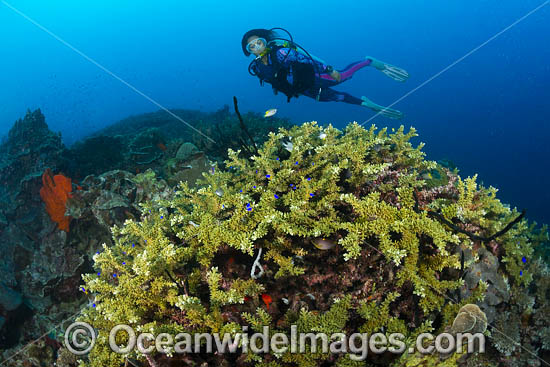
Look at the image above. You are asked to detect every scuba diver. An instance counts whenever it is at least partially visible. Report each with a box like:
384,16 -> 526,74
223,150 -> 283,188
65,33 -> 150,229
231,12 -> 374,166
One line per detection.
242,28 -> 409,119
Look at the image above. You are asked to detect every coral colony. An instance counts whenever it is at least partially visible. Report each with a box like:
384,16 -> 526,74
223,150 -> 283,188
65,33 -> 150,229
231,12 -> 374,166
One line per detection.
72,122 -> 550,367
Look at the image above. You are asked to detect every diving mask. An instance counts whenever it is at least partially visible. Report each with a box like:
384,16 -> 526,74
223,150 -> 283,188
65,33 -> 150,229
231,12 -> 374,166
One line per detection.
246,37 -> 266,54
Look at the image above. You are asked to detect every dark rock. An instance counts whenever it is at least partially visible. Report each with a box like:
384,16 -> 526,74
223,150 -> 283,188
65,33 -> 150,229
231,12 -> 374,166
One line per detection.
0,283 -> 22,311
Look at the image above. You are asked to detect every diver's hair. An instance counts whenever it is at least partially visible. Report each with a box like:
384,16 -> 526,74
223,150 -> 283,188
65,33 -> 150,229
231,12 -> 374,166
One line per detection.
241,28 -> 280,56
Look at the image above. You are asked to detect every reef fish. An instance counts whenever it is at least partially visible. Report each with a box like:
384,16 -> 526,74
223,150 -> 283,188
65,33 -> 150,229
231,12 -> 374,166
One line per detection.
264,108 -> 277,118
282,141 -> 293,152
312,238 -> 336,250
421,172 -> 433,180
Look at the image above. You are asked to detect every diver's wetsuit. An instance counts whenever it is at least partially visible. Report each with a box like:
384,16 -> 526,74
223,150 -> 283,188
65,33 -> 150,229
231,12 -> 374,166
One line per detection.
251,47 -> 372,105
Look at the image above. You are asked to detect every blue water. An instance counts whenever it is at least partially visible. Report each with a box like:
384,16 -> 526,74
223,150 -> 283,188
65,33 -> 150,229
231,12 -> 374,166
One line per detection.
1,0 -> 549,226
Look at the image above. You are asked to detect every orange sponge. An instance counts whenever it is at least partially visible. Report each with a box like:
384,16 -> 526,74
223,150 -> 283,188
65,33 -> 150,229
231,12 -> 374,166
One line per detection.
39,168 -> 73,232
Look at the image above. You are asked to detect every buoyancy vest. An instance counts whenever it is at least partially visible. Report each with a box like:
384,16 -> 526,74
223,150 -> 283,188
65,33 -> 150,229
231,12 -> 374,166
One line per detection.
255,46 -> 316,103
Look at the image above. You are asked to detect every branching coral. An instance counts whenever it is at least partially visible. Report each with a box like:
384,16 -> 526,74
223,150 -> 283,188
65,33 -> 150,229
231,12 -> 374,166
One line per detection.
75,121 -> 548,367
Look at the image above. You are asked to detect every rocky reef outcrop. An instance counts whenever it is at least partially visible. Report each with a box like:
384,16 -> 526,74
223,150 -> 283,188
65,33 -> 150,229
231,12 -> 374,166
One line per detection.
0,109 -> 68,351
0,106 -> 291,365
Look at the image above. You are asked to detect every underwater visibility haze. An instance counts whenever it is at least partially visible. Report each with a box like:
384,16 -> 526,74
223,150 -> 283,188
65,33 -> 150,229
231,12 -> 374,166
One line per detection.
0,1 -> 549,366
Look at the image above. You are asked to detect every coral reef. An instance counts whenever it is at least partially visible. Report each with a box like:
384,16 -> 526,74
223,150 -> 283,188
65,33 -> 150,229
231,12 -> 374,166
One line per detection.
67,106 -> 293,180
0,168 -> 191,365
1,110 -> 548,367
71,121 -> 549,366
0,109 -> 72,354
65,135 -> 125,176
0,109 -> 67,284
0,108 -> 216,365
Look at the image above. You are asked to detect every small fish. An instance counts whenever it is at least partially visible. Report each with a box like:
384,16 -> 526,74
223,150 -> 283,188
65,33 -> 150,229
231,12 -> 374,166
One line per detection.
282,141 -> 293,152
421,172 -> 433,180
261,294 -> 273,309
188,221 -> 199,227
157,142 -> 167,151
215,188 -> 224,197
319,132 -> 327,140
312,238 -> 336,250
264,108 -> 277,118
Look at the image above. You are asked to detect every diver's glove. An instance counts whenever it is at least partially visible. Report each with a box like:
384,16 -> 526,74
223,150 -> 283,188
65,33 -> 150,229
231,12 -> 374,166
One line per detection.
361,96 -> 403,120
368,57 -> 409,82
